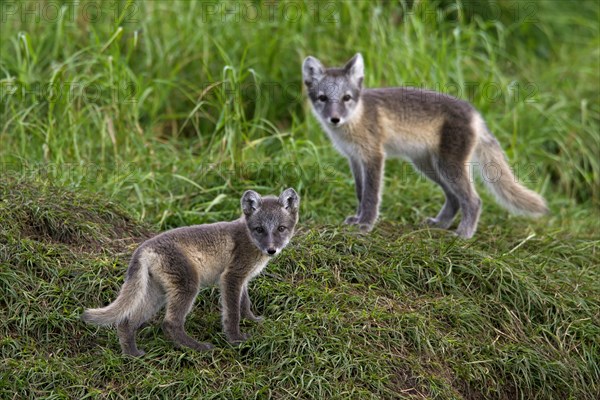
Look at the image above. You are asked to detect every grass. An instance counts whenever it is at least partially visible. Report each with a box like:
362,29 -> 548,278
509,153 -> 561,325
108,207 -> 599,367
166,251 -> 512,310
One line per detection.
1,0 -> 599,399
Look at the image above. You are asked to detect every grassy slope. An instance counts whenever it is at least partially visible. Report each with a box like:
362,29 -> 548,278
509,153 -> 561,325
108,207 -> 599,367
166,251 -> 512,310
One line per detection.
1,1 -> 599,399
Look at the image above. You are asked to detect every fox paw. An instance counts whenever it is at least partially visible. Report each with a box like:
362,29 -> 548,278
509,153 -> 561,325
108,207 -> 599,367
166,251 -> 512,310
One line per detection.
123,349 -> 145,357
226,332 -> 251,345
454,228 -> 475,240
344,215 -> 360,225
244,314 -> 264,323
193,342 -> 215,352
424,217 -> 439,226
424,217 -> 453,230
357,222 -> 374,233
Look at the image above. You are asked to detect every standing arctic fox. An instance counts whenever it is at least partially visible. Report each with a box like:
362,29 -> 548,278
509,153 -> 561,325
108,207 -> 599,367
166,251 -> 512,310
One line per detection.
82,188 -> 300,356
303,53 -> 548,238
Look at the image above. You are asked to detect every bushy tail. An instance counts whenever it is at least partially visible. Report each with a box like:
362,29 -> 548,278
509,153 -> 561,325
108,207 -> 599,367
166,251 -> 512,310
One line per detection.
473,116 -> 549,217
81,257 -> 150,327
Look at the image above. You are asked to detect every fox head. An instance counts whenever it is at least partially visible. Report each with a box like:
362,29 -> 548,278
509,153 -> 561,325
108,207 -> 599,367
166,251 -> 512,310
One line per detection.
302,53 -> 364,127
241,188 -> 300,257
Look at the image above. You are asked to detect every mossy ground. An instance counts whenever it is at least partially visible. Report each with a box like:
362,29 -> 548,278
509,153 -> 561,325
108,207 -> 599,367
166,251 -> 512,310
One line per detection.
1,177 -> 598,399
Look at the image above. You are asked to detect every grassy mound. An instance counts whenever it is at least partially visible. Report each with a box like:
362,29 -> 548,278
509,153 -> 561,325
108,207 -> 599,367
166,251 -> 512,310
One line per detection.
1,178 -> 598,399
0,178 -> 152,375
0,178 -> 151,252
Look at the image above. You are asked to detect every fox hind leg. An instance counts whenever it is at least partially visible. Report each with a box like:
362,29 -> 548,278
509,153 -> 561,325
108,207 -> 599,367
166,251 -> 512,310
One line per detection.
161,257 -> 214,352
413,157 -> 460,229
117,319 -> 146,357
162,288 -> 214,352
436,159 -> 481,239
116,266 -> 166,357
434,120 -> 481,238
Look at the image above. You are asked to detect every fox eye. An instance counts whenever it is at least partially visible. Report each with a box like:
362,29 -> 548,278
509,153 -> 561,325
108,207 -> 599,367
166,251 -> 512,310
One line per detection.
255,227 -> 264,233
342,94 -> 352,102
277,226 -> 287,232
318,94 -> 328,102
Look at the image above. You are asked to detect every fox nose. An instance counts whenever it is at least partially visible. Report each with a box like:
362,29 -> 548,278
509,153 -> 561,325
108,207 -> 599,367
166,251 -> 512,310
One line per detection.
330,117 -> 340,125
267,248 -> 277,255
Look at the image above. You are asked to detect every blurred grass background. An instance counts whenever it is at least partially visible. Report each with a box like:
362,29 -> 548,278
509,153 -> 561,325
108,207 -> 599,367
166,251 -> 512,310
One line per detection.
1,1 -> 598,399
1,0 -> 598,223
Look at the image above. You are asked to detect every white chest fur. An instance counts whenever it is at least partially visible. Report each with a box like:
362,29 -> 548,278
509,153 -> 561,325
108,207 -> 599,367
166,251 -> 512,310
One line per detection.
312,109 -> 363,159
244,257 -> 270,284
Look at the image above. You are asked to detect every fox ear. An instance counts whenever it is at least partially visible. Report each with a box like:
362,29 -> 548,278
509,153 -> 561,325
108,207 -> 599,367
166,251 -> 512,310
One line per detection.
241,190 -> 262,216
278,188 -> 300,213
302,56 -> 325,87
344,53 -> 364,88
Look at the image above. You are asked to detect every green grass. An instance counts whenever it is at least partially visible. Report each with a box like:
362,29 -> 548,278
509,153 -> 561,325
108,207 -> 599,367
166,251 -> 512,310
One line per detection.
1,0 -> 599,399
